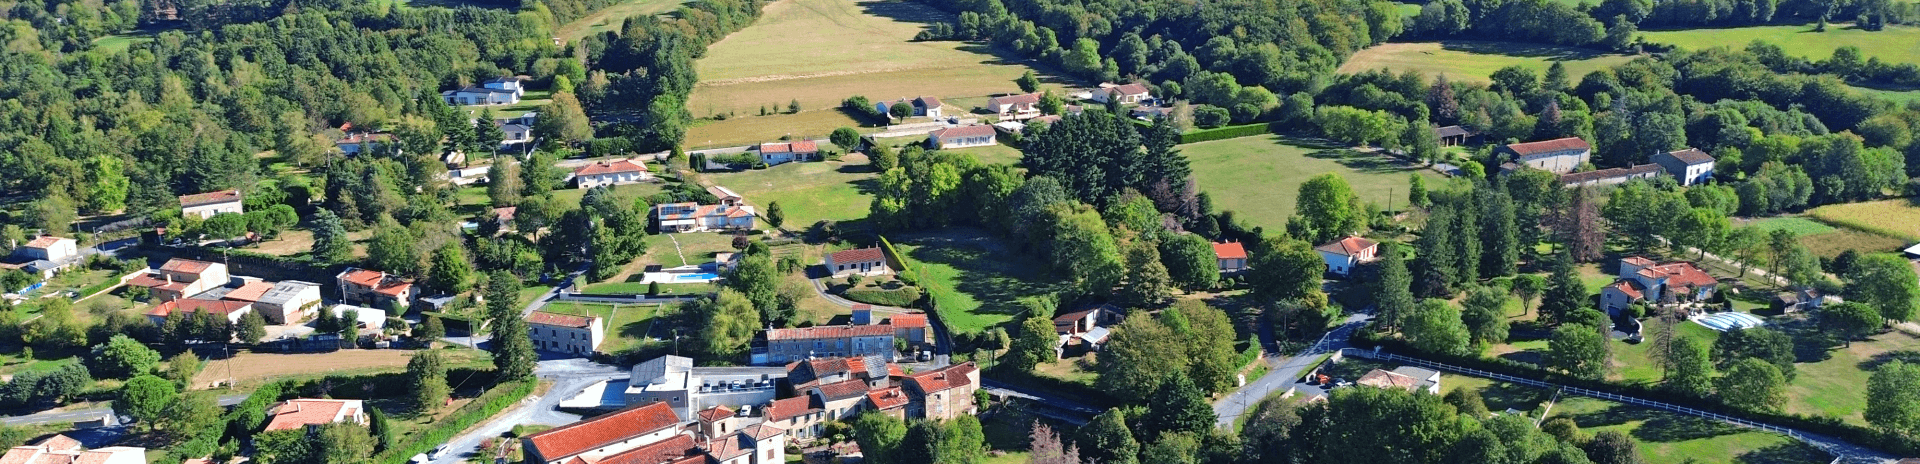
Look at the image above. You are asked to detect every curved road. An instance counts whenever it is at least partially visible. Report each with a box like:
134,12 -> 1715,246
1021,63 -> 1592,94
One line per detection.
1213,313 -> 1371,429
427,359 -> 626,464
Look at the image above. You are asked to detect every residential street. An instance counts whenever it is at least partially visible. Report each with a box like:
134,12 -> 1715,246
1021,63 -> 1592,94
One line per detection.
428,358 -> 626,464
1212,313 -> 1371,430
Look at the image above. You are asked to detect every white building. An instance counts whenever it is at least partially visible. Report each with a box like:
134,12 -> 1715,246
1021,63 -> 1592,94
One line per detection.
528,310 -> 605,355
252,280 -> 323,324
15,236 -> 76,262
1314,236 -> 1379,277
1652,148 -> 1716,186
757,141 -> 818,166
1089,83 -> 1152,105
179,190 -> 244,219
824,247 -> 891,277
573,159 -> 652,189
927,125 -> 996,149
656,203 -> 757,233
264,398 -> 369,431
328,304 -> 388,330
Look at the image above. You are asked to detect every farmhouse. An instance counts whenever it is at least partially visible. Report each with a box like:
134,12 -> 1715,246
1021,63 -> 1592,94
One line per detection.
985,93 -> 1042,120
757,141 -> 818,165
248,280 -> 323,324
824,247 -> 890,277
655,202 -> 758,233
1558,164 -> 1665,187
521,402 -> 683,464
927,125 -> 997,149
1090,83 -> 1152,105
14,236 -> 76,262
706,185 -> 744,206
334,268 -> 417,309
528,310 -> 605,355
263,399 -> 368,431
127,258 -> 231,302
1053,303 -> 1120,358
1356,367 -> 1441,394
179,190 -> 244,219
143,298 -> 252,327
1652,148 -> 1716,186
573,159 -> 652,189
1496,137 -> 1591,174
1315,236 -> 1379,277
876,96 -> 946,119
1214,241 -> 1248,273
1434,125 -> 1481,147
1600,256 -> 1719,317
0,436 -> 145,464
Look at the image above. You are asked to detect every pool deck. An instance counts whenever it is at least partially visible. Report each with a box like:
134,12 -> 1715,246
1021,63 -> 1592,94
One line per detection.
638,268 -> 722,284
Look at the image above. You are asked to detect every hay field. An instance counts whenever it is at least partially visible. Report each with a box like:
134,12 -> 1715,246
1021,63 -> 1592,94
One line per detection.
554,0 -> 690,42
1641,23 -> 1920,66
1185,135 -> 1443,230
1338,41 -> 1636,85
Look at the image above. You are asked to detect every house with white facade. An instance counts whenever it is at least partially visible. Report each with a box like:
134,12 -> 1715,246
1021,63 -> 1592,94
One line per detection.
985,93 -> 1042,120
441,77 -> 526,106
875,96 -> 946,119
824,247 -> 890,277
127,258 -> 231,302
334,268 -> 417,309
1089,83 -> 1152,105
144,298 -> 252,327
573,159 -> 652,189
656,203 -> 757,233
248,280 -> 323,324
498,122 -> 532,151
179,190 -> 244,219
14,236 -> 76,262
1652,148 -> 1716,186
528,310 -> 605,355
522,402 -> 686,464
927,125 -> 996,149
1213,241 -> 1247,273
1496,137 -> 1591,174
1600,256 -> 1719,317
264,399 -> 369,431
335,131 -> 394,156
706,185 -> 744,206
1314,236 -> 1379,277
757,141 -> 818,165
0,436 -> 145,464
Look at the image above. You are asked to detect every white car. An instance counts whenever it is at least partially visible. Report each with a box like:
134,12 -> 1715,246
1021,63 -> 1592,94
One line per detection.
428,445 -> 450,460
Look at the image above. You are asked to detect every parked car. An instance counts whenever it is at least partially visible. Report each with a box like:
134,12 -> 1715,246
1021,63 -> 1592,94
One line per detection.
428,445 -> 449,460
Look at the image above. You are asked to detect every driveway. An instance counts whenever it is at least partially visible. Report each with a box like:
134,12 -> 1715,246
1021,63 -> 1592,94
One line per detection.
427,359 -> 626,464
1212,313 -> 1371,430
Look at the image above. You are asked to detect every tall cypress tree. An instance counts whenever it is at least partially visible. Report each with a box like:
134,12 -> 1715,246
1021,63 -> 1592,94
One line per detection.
1451,195 -> 1482,288
1479,189 -> 1519,278
1415,204 -> 1458,297
1540,251 -> 1586,325
1376,243 -> 1416,331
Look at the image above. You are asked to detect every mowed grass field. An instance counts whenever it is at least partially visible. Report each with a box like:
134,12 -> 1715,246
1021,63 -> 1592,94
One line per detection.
1443,376 -> 1829,464
1338,41 -> 1636,85
685,0 -> 1070,146
894,230 -> 1066,334
704,156 -> 878,226
1185,135 -> 1443,230
555,0 -> 690,42
1641,23 -> 1920,66
1738,215 -> 1909,258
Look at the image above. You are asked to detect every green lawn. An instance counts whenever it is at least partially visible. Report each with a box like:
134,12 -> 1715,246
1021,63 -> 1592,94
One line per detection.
640,231 -> 743,268
1610,321 -> 1724,385
1736,217 -> 1836,237
1185,135 -> 1442,231
1851,85 -> 1920,104
894,231 -> 1066,334
554,0 -> 690,42
581,281 -> 717,296
542,302 -> 673,353
702,159 -> 877,227
1446,377 -> 1830,464
1337,41 -> 1637,85
1641,23 -> 1920,66
1782,330 -> 1920,424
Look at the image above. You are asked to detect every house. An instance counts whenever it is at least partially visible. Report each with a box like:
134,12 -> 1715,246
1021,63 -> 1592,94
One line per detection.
757,324 -> 900,364
787,355 -> 893,391
824,247 -> 890,278
1314,236 -> 1379,277
263,399 -> 368,431
1773,288 -> 1840,313
1652,148 -> 1716,186
864,387 -> 910,420
334,268 -> 417,309
1214,241 -> 1248,273
126,258 -> 231,302
886,313 -> 930,350
0,436 -> 145,464
498,122 -> 533,151
701,423 -> 787,464
1090,83 -> 1152,105
214,280 -> 274,304
805,379 -> 872,422
1435,125 -> 1481,147
1495,137 -> 1591,174
335,132 -> 394,156
529,310 -> 605,355
522,402 -> 683,464
493,206 -> 518,229
328,304 -> 388,330
14,236 -> 76,262
249,280 -> 323,324
1599,256 -> 1719,317
1052,303 -> 1120,358
441,78 -> 525,106
480,76 -> 527,97
875,96 -> 946,119
574,159 -> 652,189
1356,367 -> 1441,394
985,93 -> 1042,120
706,185 -> 744,207
625,355 -> 782,420
926,125 -> 997,149
901,362 -> 979,421
1559,164 -> 1665,187
1129,105 -> 1174,120
179,190 -> 244,219
757,141 -> 819,166
765,396 -> 826,441
655,203 -> 757,233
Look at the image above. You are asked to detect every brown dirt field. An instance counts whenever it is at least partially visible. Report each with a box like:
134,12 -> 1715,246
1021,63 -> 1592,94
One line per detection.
193,350 -> 474,389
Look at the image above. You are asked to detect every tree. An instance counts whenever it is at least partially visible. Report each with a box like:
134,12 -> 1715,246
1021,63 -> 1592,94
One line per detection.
1141,373 -> 1215,439
428,243 -> 476,295
310,210 -> 353,264
367,225 -> 422,277
162,352 -> 202,386
1008,312 -> 1058,372
1122,242 -> 1174,306
487,159 -> 523,207
117,375 -> 177,430
1541,252 -> 1588,324
1444,387 -> 1490,420
418,316 -> 446,345
1717,357 -> 1787,412
491,314 -> 537,381
1076,409 -> 1139,464
831,127 -> 862,150
533,92 -> 594,146
1711,327 -> 1795,378
1376,243 -> 1416,330
474,110 -> 505,154
407,350 -> 449,414
236,310 -> 267,344
1159,234 -> 1220,290
1248,237 -> 1324,302
1866,360 -> 1920,436
315,422 -> 377,464
1405,299 -> 1472,356
1583,431 -> 1644,464
696,289 -> 762,359
1097,315 -> 1186,403
1549,323 -> 1609,379
889,102 -> 913,121
1846,253 -> 1920,322
898,420 -> 942,464
162,391 -> 223,439
1016,70 -> 1040,93
87,334 -> 160,379
1460,286 -> 1511,348
1169,301 -> 1240,394
1294,173 -> 1361,245
853,412 -> 907,464
766,201 -> 786,229
1659,336 -> 1713,397
938,416 -> 987,464
1408,174 -> 1430,207
1514,274 -> 1544,316
1822,302 -> 1885,347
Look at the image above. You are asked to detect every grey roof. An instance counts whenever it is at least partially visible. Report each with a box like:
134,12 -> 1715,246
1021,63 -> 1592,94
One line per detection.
1657,148 -> 1715,165
633,355 -> 694,385
257,280 -> 319,305
1391,366 -> 1440,381
1434,125 -> 1475,138
24,260 -> 58,272
862,354 -> 888,379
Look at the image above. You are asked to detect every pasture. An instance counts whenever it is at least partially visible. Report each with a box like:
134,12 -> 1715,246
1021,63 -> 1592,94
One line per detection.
1735,215 -> 1907,259
1184,135 -> 1442,231
1337,41 -> 1636,85
702,157 -> 878,227
893,230 -> 1066,334
554,0 -> 689,42
1640,23 -> 1920,66
686,110 -> 865,149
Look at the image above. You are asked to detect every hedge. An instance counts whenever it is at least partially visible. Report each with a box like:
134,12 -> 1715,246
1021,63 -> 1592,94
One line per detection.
1179,123 -> 1274,144
1349,327 -> 1920,457
376,378 -> 538,464
843,286 -> 923,307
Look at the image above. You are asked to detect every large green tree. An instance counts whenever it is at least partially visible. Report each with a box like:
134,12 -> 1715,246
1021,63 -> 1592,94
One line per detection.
1140,373 -> 1216,440
1293,173 -> 1362,245
1823,302 -> 1885,347
695,289 -> 762,360
116,375 -> 177,430
1249,236 -> 1325,302
1717,357 -> 1787,412
1866,360 -> 1920,436
1659,336 -> 1714,397
1076,409 -> 1139,464
1548,323 -> 1609,380
407,350 -> 449,414
1460,285 -> 1511,348
1846,253 -> 1920,322
87,334 -> 160,379
1159,233 -> 1221,290
1405,299 -> 1472,356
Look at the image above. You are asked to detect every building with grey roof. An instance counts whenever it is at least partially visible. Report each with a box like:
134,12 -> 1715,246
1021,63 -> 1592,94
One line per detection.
255,281 -> 322,324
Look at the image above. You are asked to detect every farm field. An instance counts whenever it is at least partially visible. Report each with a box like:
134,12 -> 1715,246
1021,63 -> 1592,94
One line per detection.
703,158 -> 878,227
1185,135 -> 1442,231
554,0 -> 690,42
685,0 -> 1071,138
1736,215 -> 1907,259
1641,24 -> 1920,66
1337,41 -> 1636,85
1852,85 -> 1920,104
686,109 -> 866,149
1807,198 -> 1920,242
893,230 -> 1066,334
192,348 -> 488,390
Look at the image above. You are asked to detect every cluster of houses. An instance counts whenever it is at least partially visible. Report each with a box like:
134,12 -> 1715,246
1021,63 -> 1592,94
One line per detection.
125,258 -> 324,327
754,307 -> 930,365
1481,136 -> 1718,187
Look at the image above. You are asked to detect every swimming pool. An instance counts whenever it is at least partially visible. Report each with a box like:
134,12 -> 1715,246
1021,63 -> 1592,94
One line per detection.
1696,312 -> 1766,332
675,273 -> 720,282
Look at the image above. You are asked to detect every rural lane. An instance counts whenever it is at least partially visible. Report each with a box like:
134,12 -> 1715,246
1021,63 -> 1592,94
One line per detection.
2,393 -> 245,427
1212,313 -> 1371,430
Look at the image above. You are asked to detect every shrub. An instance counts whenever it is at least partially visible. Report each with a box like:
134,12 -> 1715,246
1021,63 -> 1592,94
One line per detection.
1180,123 -> 1273,144
843,286 -> 922,307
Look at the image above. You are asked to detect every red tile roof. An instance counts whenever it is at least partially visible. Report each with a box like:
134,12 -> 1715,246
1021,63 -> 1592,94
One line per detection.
529,311 -> 597,329
494,206 -> 518,222
741,423 -> 785,440
765,324 -> 896,341
696,406 -> 734,423
765,396 -> 817,423
1609,281 -> 1644,300
759,141 -> 819,154
887,313 -> 927,328
827,247 -> 885,264
866,387 -> 909,410
989,93 -> 1041,107
23,236 -> 68,249
1314,237 -> 1378,256
263,399 -> 358,431
914,96 -> 944,109
1356,369 -> 1422,391
525,402 -> 681,461
1212,242 -> 1247,260
126,274 -> 187,292
703,435 -> 752,462
904,362 -> 976,395
223,281 -> 274,302
815,379 -> 872,402
339,268 -> 413,297
146,299 -> 251,318
1649,262 -> 1718,289
574,159 -> 649,176
1622,256 -> 1655,267
930,125 -> 997,140
1502,137 -> 1591,157
596,434 -> 700,464
160,258 -> 215,274
179,190 -> 242,207
33,436 -> 78,453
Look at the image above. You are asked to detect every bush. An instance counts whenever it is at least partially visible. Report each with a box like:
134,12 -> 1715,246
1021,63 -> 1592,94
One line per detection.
843,286 -> 922,307
1180,123 -> 1274,144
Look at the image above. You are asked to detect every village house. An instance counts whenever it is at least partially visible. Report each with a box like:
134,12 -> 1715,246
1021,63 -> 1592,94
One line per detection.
127,258 -> 231,302
528,310 -> 606,355
440,77 -> 525,106
805,378 -> 872,422
701,423 -> 787,464
1652,148 -> 1716,186
766,396 -> 826,441
492,206 -> 517,230
985,93 -> 1042,120
756,323 -> 901,365
334,268 -> 417,309
788,355 -> 894,391
1356,367 -> 1442,394
927,125 -> 997,149
0,435 -> 145,464
1315,236 -> 1379,277
902,362 -> 980,421
1214,241 -> 1248,273
875,96 -> 946,119
1496,137 -> 1591,174
706,185 -> 745,206
1089,83 -> 1152,105
14,236 -> 76,262
1600,256 -> 1719,317
655,202 -> 758,233
497,121 -> 533,151
1434,125 -> 1482,147
335,132 -> 394,156
573,159 -> 652,189
757,141 -> 819,165
1129,105 -> 1174,120
143,298 -> 253,327
244,280 -> 323,324
886,313 -> 930,351
521,402 -> 683,464
1053,303 -> 1120,358
263,399 -> 368,431
179,190 -> 244,219
1773,287 -> 1841,313
824,247 -> 890,277
1558,164 -> 1665,188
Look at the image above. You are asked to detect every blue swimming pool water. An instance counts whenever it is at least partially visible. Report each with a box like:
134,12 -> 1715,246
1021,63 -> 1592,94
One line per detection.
675,273 -> 720,281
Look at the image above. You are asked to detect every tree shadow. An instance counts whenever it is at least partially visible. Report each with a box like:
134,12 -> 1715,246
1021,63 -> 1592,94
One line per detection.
1631,414 -> 1743,442
1497,350 -> 1545,366
1733,441 -> 1835,464
1476,382 -> 1550,412
1857,350 -> 1920,371
1566,403 -> 1664,428
1301,149 -> 1422,174
1437,40 -> 1619,61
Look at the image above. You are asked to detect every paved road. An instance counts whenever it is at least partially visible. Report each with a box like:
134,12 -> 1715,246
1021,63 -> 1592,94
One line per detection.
1212,313 -> 1371,430
2,393 -> 247,427
805,277 -> 913,314
428,359 -> 627,464
980,378 -> 1100,425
